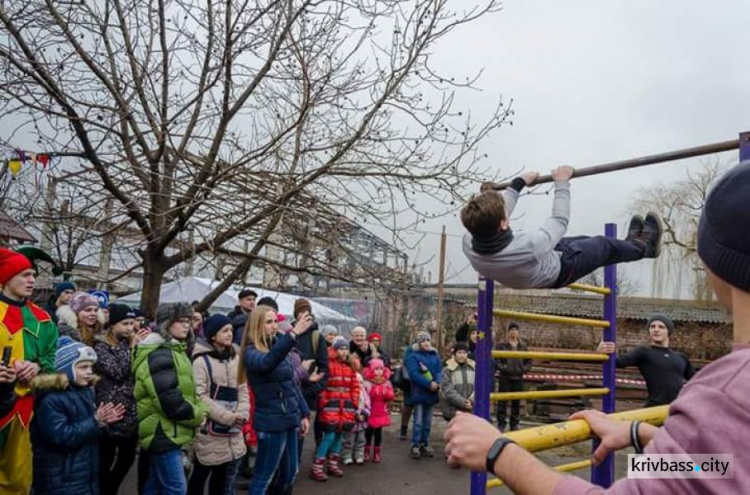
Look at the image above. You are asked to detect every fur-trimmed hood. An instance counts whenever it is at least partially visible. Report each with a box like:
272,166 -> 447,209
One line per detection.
31,372 -> 99,392
56,304 -> 107,330
445,357 -> 476,372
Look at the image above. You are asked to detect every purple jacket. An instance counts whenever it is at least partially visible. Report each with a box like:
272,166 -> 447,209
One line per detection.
554,344 -> 750,494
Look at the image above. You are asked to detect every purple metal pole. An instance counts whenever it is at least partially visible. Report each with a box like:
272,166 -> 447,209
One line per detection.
740,132 -> 750,161
471,276 -> 494,495
592,223 -> 618,486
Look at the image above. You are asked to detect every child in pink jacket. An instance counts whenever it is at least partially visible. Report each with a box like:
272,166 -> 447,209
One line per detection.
363,359 -> 395,463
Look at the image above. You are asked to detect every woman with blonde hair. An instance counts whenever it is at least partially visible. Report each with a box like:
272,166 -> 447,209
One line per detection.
57,291 -> 106,346
238,305 -> 314,495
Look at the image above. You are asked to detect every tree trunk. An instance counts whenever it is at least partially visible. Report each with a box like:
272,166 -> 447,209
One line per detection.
140,254 -> 168,318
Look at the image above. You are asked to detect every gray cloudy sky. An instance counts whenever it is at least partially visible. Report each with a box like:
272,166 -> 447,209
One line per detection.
406,0 -> 750,296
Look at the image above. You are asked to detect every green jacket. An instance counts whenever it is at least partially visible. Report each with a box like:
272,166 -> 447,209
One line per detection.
132,333 -> 207,452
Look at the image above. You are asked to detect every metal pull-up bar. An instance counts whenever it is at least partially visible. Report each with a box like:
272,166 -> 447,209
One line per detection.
487,137 -> 742,191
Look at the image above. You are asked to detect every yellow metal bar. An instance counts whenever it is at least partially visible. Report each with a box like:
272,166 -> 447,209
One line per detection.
492,350 -> 609,362
493,309 -> 610,328
490,388 -> 609,402
567,283 -> 612,295
487,459 -> 592,488
503,405 -> 669,453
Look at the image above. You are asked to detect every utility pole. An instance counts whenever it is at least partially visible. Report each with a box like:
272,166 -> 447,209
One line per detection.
435,225 -> 447,353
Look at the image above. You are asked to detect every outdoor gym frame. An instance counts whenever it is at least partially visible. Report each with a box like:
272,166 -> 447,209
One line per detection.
471,132 -> 750,494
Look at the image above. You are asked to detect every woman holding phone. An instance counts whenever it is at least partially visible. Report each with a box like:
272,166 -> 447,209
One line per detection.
238,305 -> 313,495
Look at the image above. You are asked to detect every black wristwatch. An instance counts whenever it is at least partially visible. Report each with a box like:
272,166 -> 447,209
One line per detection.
486,437 -> 516,473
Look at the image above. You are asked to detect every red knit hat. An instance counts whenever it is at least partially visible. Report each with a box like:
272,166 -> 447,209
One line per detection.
0,248 -> 33,285
368,332 -> 383,343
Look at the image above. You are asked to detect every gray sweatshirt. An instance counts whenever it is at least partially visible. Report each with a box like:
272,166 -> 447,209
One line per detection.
462,181 -> 571,289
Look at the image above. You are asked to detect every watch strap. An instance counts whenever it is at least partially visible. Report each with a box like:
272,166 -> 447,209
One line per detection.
486,437 -> 516,474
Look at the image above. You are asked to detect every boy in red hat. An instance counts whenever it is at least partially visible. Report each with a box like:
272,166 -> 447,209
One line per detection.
0,248 -> 58,494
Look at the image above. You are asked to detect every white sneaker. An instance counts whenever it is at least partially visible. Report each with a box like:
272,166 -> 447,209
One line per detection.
343,457 -> 353,466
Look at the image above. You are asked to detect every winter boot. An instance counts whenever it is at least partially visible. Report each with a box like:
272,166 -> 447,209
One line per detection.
309,457 -> 328,482
400,426 -> 408,441
364,445 -> 373,462
373,446 -> 382,463
643,212 -> 663,258
625,215 -> 645,242
327,454 -> 345,478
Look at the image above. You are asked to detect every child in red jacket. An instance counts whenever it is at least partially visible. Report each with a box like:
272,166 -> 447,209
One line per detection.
310,337 -> 359,482
363,358 -> 395,463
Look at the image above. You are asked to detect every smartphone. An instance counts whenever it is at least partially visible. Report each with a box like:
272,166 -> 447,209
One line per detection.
2,346 -> 11,367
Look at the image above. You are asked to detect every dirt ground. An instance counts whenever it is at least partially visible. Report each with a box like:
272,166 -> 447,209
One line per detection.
120,417 -> 631,494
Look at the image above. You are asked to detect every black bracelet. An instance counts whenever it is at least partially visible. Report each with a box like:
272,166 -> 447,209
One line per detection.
630,420 -> 643,454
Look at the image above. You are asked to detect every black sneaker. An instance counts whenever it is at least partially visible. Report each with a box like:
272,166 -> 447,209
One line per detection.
420,445 -> 435,458
411,446 -> 422,459
642,212 -> 663,258
625,214 -> 645,242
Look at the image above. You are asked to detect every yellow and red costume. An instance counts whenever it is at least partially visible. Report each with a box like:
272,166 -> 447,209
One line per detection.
0,249 -> 58,494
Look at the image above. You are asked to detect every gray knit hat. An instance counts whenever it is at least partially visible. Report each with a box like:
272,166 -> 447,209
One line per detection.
155,302 -> 193,340
647,314 -> 675,336
321,325 -> 339,337
416,331 -> 431,343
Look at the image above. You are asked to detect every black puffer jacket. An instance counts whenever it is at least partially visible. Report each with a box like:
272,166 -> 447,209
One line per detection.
494,340 -> 532,380
94,335 -> 138,438
30,374 -> 101,495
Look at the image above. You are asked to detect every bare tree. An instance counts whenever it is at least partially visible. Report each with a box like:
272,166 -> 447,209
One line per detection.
630,160 -> 726,300
0,0 -> 510,315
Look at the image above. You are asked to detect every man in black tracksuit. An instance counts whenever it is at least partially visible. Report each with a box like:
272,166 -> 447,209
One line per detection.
494,322 -> 531,432
599,313 -> 695,406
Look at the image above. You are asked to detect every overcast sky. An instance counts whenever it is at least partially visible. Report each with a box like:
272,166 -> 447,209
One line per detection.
404,0 -> 749,297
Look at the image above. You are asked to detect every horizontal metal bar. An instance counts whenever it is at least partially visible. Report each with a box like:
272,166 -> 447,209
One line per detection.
491,350 -> 609,362
567,283 -> 612,295
502,405 -> 669,453
490,388 -> 609,401
488,138 -> 740,190
493,309 -> 610,328
487,459 -> 592,488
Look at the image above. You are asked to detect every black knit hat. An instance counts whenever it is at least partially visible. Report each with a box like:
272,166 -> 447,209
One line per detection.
453,341 -> 470,354
697,161 -> 750,293
257,296 -> 279,312
108,303 -> 136,327
647,314 -> 675,336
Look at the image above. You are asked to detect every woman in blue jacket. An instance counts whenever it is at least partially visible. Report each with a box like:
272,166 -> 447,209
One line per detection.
404,331 -> 442,460
238,305 -> 314,495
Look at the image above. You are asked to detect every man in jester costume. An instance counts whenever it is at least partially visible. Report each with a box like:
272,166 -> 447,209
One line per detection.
0,248 -> 58,494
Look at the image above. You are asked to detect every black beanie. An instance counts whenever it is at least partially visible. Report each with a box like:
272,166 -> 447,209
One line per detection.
109,303 -> 136,327
647,314 -> 675,336
257,296 -> 279,312
508,322 -> 520,331
453,341 -> 470,354
697,161 -> 750,293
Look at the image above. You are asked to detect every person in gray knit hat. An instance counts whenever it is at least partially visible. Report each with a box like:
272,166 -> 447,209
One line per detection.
597,312 -> 694,406
132,302 -> 207,494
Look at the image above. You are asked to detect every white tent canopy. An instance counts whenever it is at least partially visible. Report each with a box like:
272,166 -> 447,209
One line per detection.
116,277 -> 356,326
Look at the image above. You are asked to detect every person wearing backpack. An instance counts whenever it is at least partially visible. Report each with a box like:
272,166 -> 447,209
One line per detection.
188,314 -> 249,495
